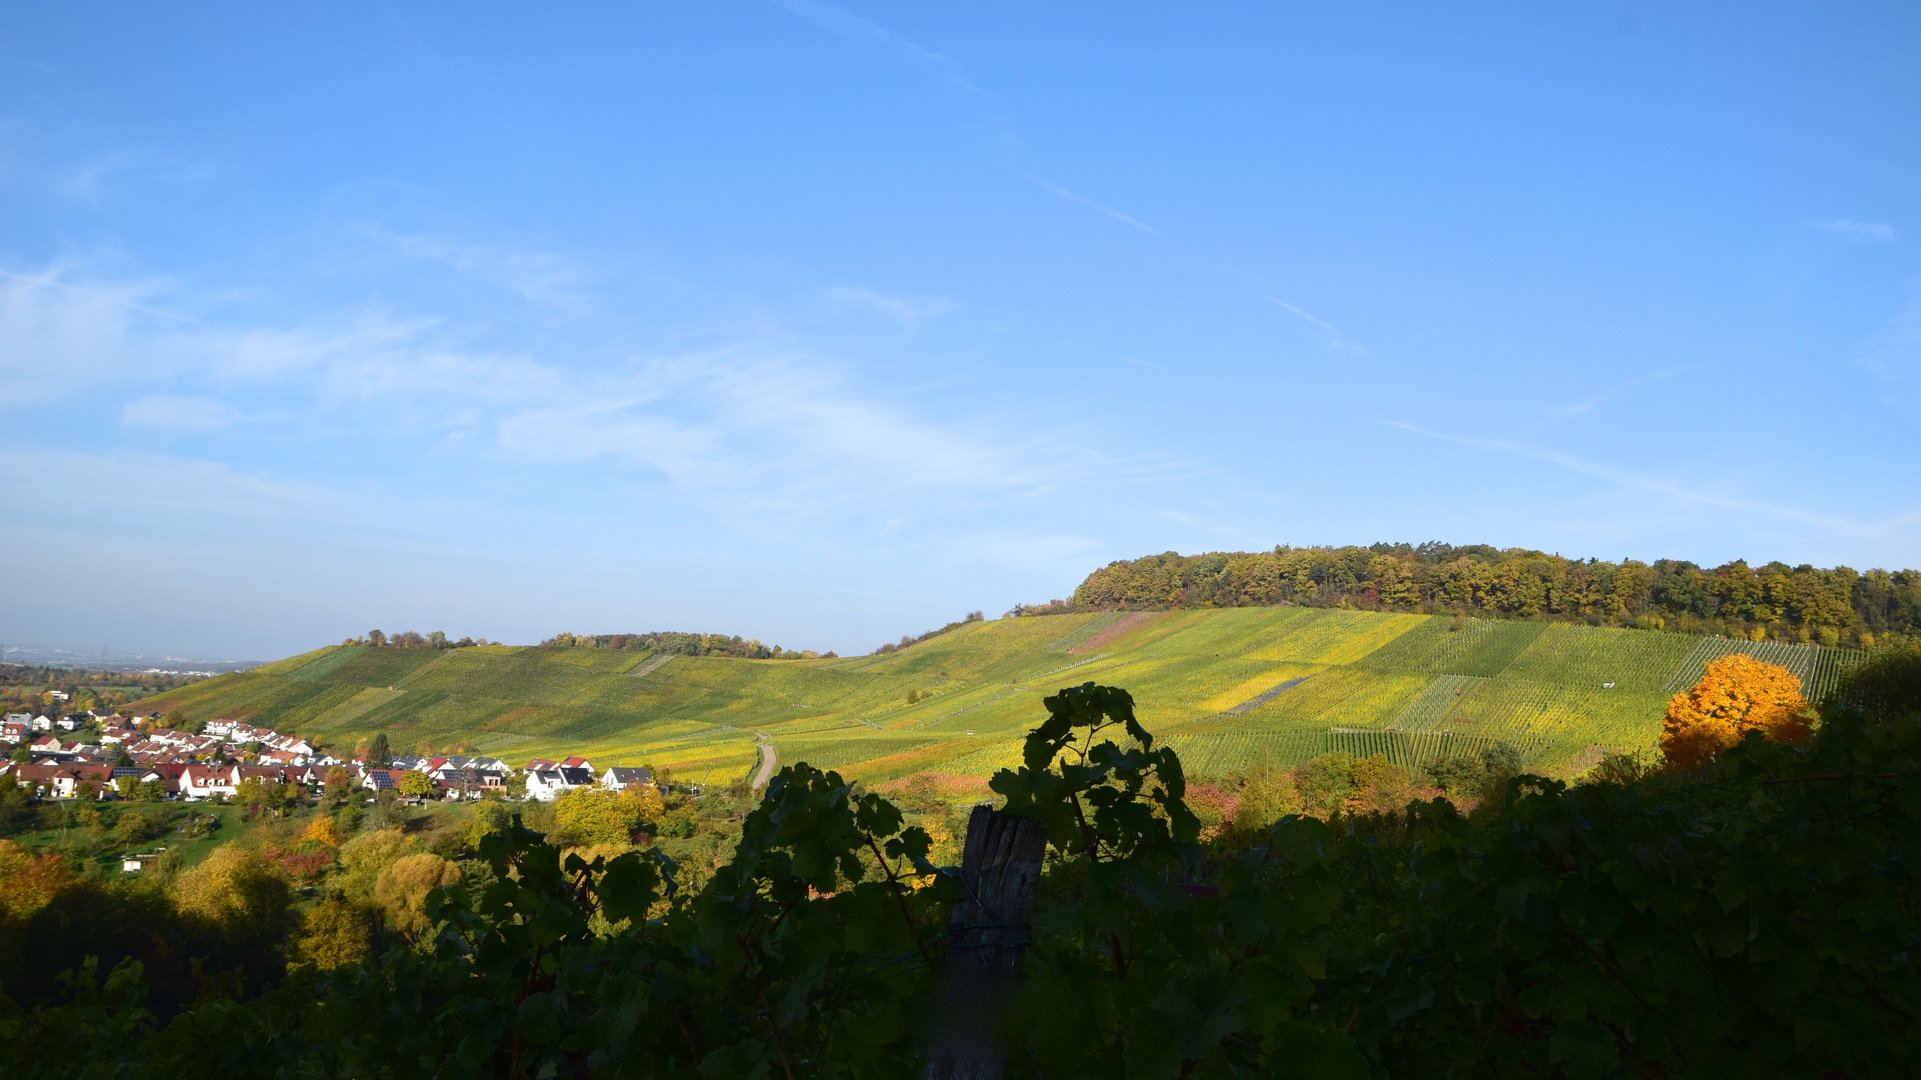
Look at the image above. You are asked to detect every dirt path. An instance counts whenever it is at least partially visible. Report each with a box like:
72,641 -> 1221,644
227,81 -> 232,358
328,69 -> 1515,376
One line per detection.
750,735 -> 777,790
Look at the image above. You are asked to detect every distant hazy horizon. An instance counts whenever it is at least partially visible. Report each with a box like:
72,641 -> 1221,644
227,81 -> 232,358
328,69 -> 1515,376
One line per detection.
3,2 -> 1917,660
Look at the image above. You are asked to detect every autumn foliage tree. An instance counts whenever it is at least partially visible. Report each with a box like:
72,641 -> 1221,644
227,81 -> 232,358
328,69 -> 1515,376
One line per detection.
1661,653 -> 1813,767
0,840 -> 73,924
297,815 -> 339,848
550,787 -> 660,848
371,853 -> 460,939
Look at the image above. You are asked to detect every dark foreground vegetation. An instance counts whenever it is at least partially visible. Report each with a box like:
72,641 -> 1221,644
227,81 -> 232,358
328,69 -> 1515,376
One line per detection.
3,647 -> 1919,1078
1027,543 -> 1921,646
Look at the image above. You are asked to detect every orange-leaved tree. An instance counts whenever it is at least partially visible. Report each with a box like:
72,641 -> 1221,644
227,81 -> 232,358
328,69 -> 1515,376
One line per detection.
1661,653 -> 1813,768
0,839 -> 73,924
298,815 -> 340,848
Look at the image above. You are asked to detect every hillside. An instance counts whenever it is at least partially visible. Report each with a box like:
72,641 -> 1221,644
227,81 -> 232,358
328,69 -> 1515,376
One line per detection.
128,610 -> 1859,785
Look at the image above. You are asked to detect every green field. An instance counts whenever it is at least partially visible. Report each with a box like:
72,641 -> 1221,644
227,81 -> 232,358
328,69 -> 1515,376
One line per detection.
131,612 -> 1860,784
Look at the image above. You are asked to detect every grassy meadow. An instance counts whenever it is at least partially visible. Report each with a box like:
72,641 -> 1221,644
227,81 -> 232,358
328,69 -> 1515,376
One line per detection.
130,611 -> 1858,785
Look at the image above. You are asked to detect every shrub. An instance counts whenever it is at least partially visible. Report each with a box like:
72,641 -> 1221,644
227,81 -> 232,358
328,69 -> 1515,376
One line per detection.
171,847 -> 292,938
371,853 -> 459,939
294,895 -> 373,970
334,829 -> 419,904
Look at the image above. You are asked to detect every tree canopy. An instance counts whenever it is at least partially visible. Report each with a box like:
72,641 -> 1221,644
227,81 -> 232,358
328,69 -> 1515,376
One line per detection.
1041,543 -> 1921,645
1660,653 -> 1812,767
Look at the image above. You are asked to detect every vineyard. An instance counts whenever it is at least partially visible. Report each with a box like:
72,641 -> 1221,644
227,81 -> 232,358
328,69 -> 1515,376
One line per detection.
131,609 -> 1864,782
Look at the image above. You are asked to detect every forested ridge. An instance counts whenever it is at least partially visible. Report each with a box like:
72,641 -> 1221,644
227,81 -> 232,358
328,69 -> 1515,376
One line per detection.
1044,543 -> 1921,646
539,631 -> 829,660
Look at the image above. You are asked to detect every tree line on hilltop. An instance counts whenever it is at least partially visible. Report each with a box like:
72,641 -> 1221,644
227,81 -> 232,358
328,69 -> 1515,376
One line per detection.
541,631 -> 833,660
340,631 -> 492,649
870,610 -> 984,656
1009,542 -> 1921,646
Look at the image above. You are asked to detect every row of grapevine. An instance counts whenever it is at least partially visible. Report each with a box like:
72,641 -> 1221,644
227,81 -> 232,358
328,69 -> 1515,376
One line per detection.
1660,637 -> 1861,697
285,645 -> 368,682
1501,623 -> 1701,692
773,734 -> 951,773
1805,646 -> 1858,703
1443,678 -> 1665,750
1165,731 -> 1330,774
1223,674 -> 1313,715
1048,612 -> 1119,652
1390,674 -> 1482,731
1325,728 -> 1554,770
1248,610 -> 1419,666
625,651 -> 674,679
1166,727 -> 1561,775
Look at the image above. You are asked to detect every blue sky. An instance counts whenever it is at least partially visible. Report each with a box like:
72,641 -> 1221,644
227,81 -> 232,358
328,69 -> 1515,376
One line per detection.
2,2 -> 1918,660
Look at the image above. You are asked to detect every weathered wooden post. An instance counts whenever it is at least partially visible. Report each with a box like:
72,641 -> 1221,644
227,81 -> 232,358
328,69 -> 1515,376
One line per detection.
922,805 -> 1049,1080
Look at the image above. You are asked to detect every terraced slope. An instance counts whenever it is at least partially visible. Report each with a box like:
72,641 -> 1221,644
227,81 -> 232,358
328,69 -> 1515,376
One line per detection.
132,612 -> 1858,784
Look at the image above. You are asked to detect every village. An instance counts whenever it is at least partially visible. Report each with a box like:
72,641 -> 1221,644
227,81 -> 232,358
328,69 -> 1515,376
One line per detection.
0,710 -> 653,803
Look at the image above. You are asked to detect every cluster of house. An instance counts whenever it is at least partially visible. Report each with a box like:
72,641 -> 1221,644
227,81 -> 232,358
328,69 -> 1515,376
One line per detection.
2,711 -> 311,767
522,757 -> 654,801
0,711 -> 655,804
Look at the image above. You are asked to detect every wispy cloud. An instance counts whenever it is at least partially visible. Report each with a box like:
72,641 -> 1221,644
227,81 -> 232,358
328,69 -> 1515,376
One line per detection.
0,260 -> 1086,527
1027,177 -> 1158,235
121,395 -> 243,433
1377,420 -> 1921,539
1816,218 -> 1897,242
1539,367 -> 1693,423
355,224 -> 594,310
49,149 -> 213,201
0,267 -> 186,404
823,285 -> 959,327
1266,297 -> 1366,357
490,348 -> 1069,517
773,0 -> 975,90
1857,278 -> 1921,421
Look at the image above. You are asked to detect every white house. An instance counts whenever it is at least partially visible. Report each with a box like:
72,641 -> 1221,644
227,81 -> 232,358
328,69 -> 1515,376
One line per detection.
179,765 -> 238,801
525,766 -> 595,801
267,734 -> 315,756
600,766 -> 653,793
